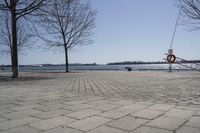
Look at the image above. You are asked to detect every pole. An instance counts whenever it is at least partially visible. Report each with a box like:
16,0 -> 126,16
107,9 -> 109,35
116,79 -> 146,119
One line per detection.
170,8 -> 182,49
168,8 -> 182,72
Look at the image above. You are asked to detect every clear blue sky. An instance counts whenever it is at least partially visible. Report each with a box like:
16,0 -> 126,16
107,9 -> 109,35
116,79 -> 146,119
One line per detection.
1,0 -> 200,65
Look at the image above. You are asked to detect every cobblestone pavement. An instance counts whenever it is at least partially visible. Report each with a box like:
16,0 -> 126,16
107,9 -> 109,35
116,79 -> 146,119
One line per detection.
0,71 -> 200,133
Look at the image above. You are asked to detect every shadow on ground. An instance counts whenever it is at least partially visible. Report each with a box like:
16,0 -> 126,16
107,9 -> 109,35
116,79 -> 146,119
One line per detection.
0,76 -> 52,82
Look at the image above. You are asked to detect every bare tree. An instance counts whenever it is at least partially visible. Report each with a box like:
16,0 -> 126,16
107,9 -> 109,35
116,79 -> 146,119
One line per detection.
178,0 -> 200,29
0,0 -> 48,78
0,11 -> 33,58
37,0 -> 96,72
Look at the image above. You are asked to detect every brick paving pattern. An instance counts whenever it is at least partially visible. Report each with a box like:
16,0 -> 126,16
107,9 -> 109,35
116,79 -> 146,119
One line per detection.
0,71 -> 200,133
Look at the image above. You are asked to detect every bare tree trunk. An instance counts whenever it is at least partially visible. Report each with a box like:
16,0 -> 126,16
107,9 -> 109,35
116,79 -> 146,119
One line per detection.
11,2 -> 18,78
64,46 -> 69,72
10,47 -> 13,73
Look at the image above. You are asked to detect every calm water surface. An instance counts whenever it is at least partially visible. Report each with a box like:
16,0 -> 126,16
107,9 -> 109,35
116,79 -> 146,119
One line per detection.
1,64 -> 195,72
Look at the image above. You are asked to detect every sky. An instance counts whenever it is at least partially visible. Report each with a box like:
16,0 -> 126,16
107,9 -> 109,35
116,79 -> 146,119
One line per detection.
1,0 -> 200,65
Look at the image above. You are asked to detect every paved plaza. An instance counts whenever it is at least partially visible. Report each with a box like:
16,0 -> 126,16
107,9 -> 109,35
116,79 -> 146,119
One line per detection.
0,71 -> 200,133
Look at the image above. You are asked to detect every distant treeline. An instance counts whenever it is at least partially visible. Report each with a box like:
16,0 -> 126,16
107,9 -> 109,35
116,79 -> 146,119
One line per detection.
107,60 -> 200,65
107,61 -> 167,65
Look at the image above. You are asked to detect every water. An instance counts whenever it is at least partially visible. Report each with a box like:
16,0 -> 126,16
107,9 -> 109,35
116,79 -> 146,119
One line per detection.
0,64 -> 195,72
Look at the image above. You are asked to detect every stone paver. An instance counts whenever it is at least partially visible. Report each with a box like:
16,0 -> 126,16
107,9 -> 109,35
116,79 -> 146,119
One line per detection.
176,106 -> 200,111
63,104 -> 95,111
131,109 -> 164,120
90,104 -> 121,111
2,109 -> 43,119
88,126 -> 127,133
146,116 -> 186,130
164,108 -> 196,120
149,104 -> 175,111
36,104 -> 69,112
113,100 -> 134,105
0,71 -> 200,133
42,127 -> 84,133
67,116 -> 112,131
63,100 -> 89,106
32,109 -> 72,119
98,104 -> 147,119
107,116 -> 148,131
176,126 -> 200,133
0,126 -> 39,133
185,116 -> 200,128
0,117 -> 6,123
0,116 -> 40,130
30,116 -> 76,131
9,105 -> 41,111
65,109 -> 102,119
132,126 -> 173,133
88,100 -> 111,106
195,111 -> 200,116
0,109 -> 14,115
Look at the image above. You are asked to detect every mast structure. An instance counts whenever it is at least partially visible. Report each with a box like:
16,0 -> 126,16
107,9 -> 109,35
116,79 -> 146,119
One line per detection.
168,8 -> 182,72
170,8 -> 182,50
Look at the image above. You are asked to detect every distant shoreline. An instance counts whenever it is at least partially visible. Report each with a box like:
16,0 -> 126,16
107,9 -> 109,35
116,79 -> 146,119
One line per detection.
1,61 -> 200,67
107,60 -> 200,65
1,63 -> 199,72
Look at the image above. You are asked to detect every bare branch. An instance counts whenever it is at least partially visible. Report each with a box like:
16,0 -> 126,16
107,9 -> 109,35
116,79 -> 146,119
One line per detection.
16,0 -> 49,19
178,0 -> 200,29
0,1 -> 9,10
0,11 -> 34,56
